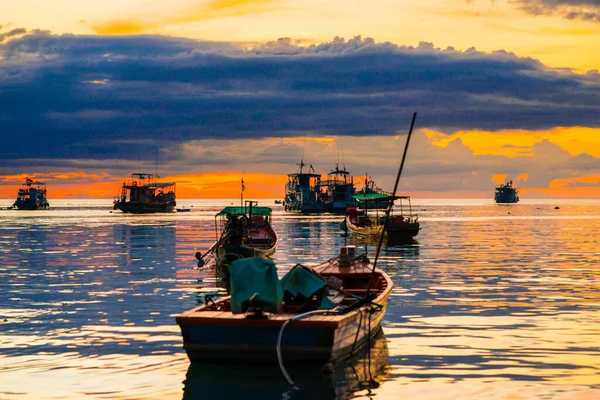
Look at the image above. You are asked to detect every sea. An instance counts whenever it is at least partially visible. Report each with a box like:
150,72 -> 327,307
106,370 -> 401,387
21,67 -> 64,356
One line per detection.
1,198 -> 599,400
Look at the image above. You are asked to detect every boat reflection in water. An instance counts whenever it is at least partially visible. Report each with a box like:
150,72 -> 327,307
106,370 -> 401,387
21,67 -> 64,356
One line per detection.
182,331 -> 390,400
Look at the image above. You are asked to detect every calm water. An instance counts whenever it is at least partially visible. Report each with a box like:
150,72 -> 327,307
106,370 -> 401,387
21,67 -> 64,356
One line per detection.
1,199 -> 600,399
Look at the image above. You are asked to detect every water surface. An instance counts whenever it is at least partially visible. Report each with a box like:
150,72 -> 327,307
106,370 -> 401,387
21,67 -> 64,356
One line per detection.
1,199 -> 600,399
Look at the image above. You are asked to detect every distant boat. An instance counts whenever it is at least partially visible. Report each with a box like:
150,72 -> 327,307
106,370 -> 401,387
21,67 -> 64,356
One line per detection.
321,164 -> 357,212
345,194 -> 420,241
495,180 -> 519,204
283,159 -> 328,212
113,173 -> 176,213
177,207 -> 191,212
12,178 -> 50,210
177,249 -> 392,364
195,201 -> 277,267
273,200 -> 282,204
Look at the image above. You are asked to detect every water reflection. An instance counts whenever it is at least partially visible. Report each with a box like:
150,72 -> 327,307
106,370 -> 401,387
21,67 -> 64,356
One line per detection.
3,201 -> 600,399
183,332 -> 390,400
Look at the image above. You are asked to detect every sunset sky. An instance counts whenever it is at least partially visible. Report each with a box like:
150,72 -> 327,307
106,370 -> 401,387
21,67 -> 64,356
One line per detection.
1,0 -> 600,198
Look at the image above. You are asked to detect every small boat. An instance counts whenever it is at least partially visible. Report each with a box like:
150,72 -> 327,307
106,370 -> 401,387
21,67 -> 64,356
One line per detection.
177,206 -> 191,212
177,248 -> 392,365
113,173 -> 176,213
12,178 -> 50,210
355,174 -> 392,209
495,180 -> 519,203
273,200 -> 282,205
196,201 -> 277,266
345,194 -> 420,241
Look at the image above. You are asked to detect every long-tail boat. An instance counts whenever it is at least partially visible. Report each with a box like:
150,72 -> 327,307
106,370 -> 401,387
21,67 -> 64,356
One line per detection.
177,250 -> 392,365
196,201 -> 277,267
345,193 -> 420,241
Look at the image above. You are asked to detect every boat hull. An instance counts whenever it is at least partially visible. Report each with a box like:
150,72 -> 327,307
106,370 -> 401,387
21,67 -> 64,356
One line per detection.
176,259 -> 392,365
218,243 -> 277,264
494,193 -> 519,203
177,290 -> 389,364
346,215 -> 420,240
13,199 -> 49,210
114,202 -> 175,214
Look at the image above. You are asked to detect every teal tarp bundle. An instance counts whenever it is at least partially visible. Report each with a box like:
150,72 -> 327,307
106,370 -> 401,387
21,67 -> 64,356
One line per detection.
230,258 -> 282,314
280,265 -> 336,310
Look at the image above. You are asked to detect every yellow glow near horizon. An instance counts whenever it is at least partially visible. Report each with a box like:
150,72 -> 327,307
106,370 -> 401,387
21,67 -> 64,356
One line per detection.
2,0 -> 599,72
425,127 -> 600,158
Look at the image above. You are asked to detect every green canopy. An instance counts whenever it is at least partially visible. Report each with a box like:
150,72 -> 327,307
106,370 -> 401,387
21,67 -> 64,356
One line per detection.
215,206 -> 272,217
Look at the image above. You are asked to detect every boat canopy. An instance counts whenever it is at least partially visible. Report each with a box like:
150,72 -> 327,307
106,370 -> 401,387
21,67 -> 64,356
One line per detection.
216,206 -> 272,217
352,193 -> 410,202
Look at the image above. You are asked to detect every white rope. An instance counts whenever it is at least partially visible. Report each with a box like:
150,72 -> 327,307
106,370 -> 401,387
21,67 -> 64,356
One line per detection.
276,308 -> 341,389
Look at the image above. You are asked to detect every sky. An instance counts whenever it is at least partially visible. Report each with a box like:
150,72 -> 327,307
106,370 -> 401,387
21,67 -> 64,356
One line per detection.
1,0 -> 600,198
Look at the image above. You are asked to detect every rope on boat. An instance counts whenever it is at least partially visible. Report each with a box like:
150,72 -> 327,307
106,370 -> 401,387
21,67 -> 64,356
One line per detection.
276,308 -> 342,389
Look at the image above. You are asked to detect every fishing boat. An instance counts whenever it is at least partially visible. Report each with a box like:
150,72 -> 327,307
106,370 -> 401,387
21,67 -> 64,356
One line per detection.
12,178 -> 50,210
113,173 -> 176,213
177,249 -> 392,365
283,159 -> 328,212
195,201 -> 277,267
494,180 -> 519,203
320,165 -> 357,213
345,194 -> 420,241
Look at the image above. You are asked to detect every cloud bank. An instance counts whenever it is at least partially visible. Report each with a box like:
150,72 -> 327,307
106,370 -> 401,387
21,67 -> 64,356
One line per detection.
1,30 -> 599,169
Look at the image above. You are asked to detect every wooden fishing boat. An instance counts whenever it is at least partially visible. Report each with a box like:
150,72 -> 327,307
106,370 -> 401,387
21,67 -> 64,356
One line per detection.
196,202 -> 277,266
345,194 -> 419,241
177,251 -> 392,364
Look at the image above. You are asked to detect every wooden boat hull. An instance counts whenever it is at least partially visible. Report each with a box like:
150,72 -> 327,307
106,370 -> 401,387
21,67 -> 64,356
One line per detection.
178,293 -> 388,364
176,259 -> 392,364
346,215 -> 419,239
114,201 -> 175,214
218,242 -> 277,264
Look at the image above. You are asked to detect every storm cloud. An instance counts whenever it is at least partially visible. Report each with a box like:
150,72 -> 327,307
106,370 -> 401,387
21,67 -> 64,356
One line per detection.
1,30 -> 599,165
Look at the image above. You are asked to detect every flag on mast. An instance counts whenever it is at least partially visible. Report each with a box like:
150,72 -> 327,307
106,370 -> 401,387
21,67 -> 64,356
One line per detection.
241,178 -> 245,192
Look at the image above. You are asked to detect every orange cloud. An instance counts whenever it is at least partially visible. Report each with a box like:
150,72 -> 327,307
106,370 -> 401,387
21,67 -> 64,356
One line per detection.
92,0 -> 280,34
491,174 -> 507,185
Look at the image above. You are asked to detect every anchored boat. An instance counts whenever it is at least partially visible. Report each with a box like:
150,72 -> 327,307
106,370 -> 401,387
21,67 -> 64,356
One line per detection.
283,159 -> 328,212
346,194 -> 419,241
320,165 -> 357,213
196,201 -> 277,267
113,173 -> 176,213
12,178 -> 50,210
177,250 -> 392,365
494,180 -> 519,203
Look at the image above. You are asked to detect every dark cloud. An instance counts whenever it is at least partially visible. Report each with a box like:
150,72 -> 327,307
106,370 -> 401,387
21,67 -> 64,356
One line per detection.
1,31 -> 599,167
516,0 -> 600,21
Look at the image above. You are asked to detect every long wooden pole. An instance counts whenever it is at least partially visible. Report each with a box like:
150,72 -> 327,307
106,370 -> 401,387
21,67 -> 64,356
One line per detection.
366,112 -> 418,296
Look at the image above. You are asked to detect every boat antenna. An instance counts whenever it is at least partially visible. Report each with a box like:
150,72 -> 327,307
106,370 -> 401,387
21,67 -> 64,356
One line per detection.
366,112 -> 418,297
297,139 -> 306,173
